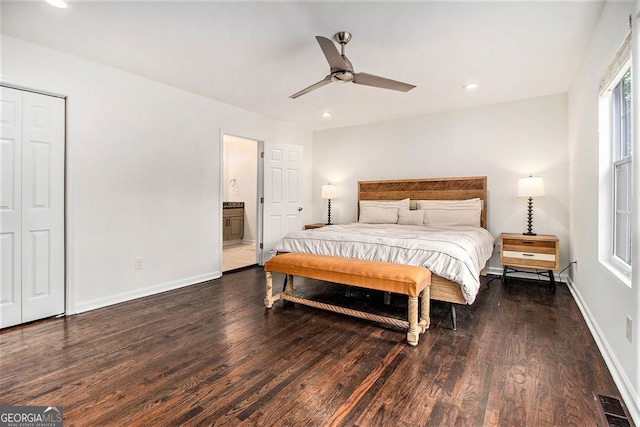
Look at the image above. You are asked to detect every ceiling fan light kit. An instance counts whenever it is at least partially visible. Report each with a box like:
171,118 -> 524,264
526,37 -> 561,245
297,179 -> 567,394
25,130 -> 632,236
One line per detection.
290,31 -> 416,99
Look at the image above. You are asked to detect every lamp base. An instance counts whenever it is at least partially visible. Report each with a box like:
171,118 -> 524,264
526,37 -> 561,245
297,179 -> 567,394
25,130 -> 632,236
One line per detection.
523,197 -> 537,236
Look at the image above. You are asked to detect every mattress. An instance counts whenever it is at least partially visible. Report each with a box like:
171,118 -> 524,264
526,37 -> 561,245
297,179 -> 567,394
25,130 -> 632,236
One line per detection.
273,223 -> 495,304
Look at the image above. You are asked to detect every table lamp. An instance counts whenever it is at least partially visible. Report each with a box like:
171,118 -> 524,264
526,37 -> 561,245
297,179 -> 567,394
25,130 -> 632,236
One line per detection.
321,184 -> 337,225
517,176 -> 545,235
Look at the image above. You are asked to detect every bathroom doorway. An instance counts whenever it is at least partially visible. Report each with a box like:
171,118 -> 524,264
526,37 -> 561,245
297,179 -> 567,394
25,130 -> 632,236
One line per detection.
222,134 -> 259,272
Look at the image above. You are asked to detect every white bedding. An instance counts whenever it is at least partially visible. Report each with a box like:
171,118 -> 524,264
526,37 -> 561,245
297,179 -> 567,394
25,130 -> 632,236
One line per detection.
272,223 -> 495,304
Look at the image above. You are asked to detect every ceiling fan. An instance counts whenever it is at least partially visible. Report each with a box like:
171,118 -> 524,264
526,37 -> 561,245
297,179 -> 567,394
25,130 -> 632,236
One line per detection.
290,31 -> 416,99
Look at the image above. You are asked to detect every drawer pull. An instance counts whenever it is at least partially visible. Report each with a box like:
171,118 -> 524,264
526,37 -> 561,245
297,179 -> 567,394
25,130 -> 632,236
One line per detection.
522,241 -> 534,244
522,253 -> 534,256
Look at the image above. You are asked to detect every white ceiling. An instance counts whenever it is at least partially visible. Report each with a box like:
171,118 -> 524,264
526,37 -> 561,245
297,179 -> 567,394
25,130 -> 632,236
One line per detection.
1,0 -> 605,131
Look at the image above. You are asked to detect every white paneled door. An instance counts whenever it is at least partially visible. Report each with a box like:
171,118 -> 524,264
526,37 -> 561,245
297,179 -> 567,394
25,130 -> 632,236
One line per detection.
0,87 -> 65,328
261,142 -> 303,263
0,87 -> 22,327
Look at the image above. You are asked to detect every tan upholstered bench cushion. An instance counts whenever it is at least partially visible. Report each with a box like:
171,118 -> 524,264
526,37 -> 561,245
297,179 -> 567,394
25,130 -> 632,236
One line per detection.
264,252 -> 430,297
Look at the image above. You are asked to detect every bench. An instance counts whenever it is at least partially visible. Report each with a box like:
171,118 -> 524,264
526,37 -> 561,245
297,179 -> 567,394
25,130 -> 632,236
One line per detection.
264,252 -> 431,346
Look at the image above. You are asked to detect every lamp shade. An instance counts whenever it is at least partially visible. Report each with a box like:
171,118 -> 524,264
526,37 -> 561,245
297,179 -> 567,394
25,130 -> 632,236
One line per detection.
321,184 -> 337,199
517,176 -> 545,198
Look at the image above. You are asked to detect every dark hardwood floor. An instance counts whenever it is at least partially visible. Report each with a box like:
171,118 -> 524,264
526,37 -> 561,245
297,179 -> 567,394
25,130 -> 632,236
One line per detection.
0,267 -> 623,426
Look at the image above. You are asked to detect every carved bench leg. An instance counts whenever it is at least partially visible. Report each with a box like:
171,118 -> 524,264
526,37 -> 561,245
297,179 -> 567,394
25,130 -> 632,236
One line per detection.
285,274 -> 294,296
419,286 -> 430,332
407,296 -> 419,346
265,272 -> 284,308
264,272 -> 275,308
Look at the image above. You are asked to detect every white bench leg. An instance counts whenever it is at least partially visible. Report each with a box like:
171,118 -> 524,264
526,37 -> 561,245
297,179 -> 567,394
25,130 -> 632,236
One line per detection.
419,286 -> 430,332
407,296 -> 419,346
264,271 -> 275,308
264,272 -> 283,308
285,274 -> 294,296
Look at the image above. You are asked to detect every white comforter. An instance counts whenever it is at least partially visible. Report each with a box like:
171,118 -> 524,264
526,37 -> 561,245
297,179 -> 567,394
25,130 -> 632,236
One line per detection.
273,223 -> 495,304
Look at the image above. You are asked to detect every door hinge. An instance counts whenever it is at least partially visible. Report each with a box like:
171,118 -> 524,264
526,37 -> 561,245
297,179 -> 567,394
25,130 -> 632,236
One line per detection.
260,197 -> 264,203
259,243 -> 263,249
261,151 -> 264,158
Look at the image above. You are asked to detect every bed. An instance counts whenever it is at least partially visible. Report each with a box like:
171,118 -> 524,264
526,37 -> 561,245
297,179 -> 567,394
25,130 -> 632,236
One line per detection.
272,176 -> 494,327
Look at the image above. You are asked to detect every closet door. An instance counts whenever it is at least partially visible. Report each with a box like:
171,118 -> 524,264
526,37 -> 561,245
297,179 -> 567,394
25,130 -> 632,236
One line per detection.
0,87 -> 23,327
0,87 -> 65,328
21,91 -> 65,323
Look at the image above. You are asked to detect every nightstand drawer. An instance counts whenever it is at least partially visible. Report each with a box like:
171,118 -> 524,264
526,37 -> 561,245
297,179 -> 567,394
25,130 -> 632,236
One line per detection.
502,238 -> 555,251
502,250 -> 556,262
502,253 -> 557,270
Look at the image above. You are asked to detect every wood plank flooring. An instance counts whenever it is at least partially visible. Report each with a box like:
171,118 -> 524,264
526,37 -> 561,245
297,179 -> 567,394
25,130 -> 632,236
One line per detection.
0,267 -> 623,426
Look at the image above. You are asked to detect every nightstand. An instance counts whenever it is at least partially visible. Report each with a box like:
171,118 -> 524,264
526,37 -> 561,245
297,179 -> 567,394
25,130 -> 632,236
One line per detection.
500,233 -> 559,292
304,223 -> 327,230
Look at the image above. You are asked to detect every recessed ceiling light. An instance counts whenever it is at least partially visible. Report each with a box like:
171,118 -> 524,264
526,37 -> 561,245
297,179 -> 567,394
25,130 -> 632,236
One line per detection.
46,0 -> 68,8
463,82 -> 479,90
322,112 -> 332,118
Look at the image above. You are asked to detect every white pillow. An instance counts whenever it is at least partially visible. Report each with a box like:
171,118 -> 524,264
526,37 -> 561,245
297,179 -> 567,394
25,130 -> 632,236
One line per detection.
360,198 -> 410,210
416,198 -> 482,227
358,206 -> 399,224
397,209 -> 425,225
415,198 -> 482,209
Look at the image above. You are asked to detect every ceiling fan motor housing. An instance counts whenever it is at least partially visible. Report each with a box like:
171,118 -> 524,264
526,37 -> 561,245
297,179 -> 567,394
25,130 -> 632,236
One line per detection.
331,71 -> 354,82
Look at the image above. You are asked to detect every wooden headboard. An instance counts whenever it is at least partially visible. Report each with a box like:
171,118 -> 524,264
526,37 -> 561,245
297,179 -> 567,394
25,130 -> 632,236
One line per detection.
357,176 -> 488,229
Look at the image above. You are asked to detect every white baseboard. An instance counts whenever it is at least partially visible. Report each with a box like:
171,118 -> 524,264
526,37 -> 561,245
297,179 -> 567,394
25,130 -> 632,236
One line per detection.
566,277 -> 640,424
73,271 -> 221,314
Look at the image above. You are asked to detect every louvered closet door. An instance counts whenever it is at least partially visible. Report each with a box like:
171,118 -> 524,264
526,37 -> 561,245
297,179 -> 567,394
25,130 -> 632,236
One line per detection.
0,87 -> 65,328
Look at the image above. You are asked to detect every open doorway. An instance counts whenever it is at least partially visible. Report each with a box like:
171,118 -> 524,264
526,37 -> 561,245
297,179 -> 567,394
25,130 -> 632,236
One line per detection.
222,134 -> 259,272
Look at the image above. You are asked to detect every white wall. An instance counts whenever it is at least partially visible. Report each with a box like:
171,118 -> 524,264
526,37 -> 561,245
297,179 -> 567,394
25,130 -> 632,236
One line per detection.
568,1 -> 639,421
313,94 -> 570,274
1,35 -> 313,314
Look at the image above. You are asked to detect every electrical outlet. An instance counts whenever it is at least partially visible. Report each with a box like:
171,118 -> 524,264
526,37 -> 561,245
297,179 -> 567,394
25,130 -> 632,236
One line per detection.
626,316 -> 632,342
135,257 -> 144,270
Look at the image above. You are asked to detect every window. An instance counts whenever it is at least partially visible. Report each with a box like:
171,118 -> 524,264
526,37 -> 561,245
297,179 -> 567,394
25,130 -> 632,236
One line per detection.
598,31 -> 632,282
612,68 -> 632,266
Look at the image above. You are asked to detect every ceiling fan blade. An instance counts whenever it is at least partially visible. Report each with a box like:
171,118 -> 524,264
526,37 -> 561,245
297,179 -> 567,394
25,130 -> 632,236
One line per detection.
290,75 -> 332,99
315,36 -> 347,72
353,72 -> 416,92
